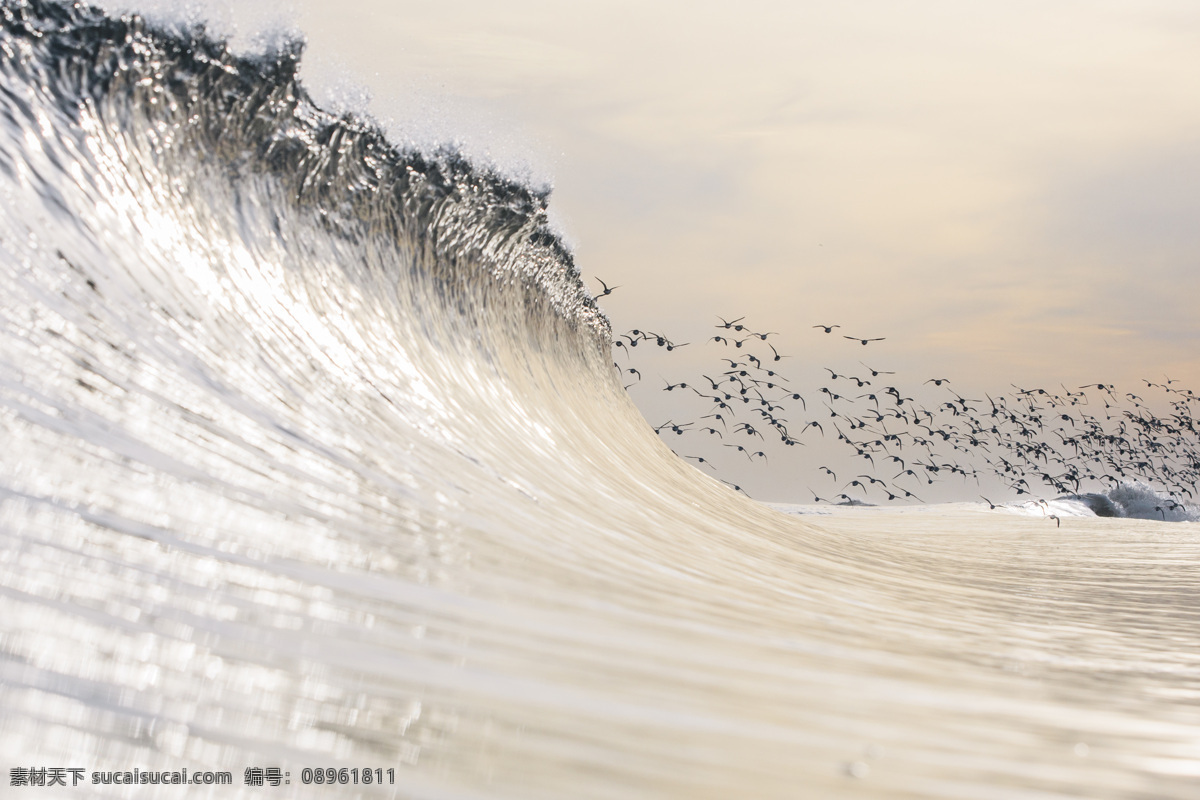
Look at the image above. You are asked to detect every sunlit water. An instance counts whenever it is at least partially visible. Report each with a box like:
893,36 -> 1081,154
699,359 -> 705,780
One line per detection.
1,3 -> 1197,797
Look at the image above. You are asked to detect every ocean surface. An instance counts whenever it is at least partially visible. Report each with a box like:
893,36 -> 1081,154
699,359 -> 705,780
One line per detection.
1,2 -> 1198,797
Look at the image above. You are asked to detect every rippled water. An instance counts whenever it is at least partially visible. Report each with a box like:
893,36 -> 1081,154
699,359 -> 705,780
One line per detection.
1,2 -> 1197,797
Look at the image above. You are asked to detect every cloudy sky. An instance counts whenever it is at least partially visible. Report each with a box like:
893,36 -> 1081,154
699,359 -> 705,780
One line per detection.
120,0 -> 1199,382
110,0 -> 1200,497
268,1 -> 1200,387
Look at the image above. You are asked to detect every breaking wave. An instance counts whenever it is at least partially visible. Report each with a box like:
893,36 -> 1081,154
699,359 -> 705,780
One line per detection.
1056,483 -> 1199,522
1,3 -> 1198,798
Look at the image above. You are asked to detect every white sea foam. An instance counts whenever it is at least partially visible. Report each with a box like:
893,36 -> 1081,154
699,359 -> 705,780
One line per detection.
997,483 -> 1199,522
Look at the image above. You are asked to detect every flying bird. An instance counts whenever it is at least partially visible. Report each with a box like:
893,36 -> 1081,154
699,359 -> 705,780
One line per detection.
595,278 -> 620,296
717,316 -> 747,331
860,362 -> 894,377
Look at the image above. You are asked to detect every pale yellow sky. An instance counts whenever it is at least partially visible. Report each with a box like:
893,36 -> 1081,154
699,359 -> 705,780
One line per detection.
270,1 -> 1200,388
98,0 -> 1199,499
107,1 -> 1200,383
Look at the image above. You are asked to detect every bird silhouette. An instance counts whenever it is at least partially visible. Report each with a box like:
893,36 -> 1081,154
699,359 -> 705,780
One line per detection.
595,278 -> 620,296
860,362 -> 894,377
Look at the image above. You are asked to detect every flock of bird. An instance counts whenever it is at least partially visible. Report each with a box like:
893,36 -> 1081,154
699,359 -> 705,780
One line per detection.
598,281 -> 1200,513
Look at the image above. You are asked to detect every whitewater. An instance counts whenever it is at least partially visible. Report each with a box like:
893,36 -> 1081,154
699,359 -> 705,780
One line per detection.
0,2 -> 1197,797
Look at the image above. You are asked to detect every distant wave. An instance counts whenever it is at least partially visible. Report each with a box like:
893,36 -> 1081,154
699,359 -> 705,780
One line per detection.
1056,482 -> 1199,522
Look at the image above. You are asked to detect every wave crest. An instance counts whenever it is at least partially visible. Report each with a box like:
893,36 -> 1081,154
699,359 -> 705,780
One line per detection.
2,0 -> 608,348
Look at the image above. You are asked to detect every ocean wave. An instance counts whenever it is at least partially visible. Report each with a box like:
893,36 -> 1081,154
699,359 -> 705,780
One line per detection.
2,3 -> 1199,798
1058,482 -> 1199,522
